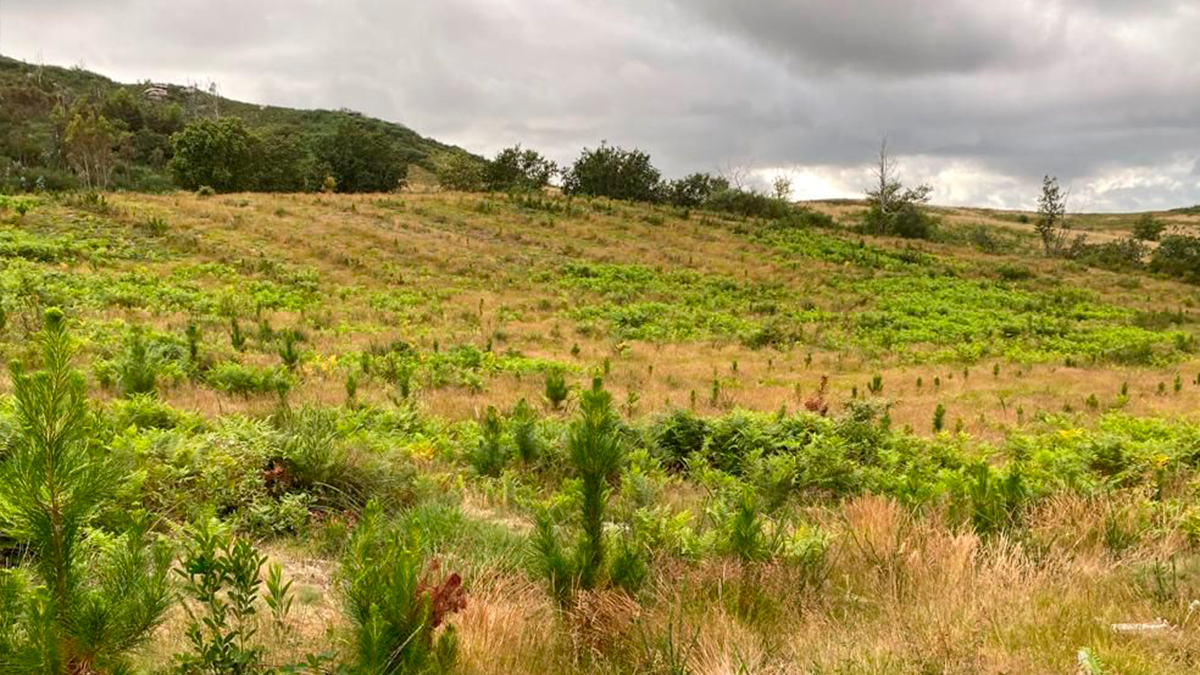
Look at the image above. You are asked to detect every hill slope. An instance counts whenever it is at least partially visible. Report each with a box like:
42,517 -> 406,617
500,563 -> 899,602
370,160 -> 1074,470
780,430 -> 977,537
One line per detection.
5,190 -> 1200,673
2,189 -> 1197,430
0,54 -> 465,192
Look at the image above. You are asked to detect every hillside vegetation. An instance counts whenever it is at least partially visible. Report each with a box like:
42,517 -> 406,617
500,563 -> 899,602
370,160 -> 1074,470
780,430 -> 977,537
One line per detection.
0,54 -> 462,193
2,188 -> 1200,674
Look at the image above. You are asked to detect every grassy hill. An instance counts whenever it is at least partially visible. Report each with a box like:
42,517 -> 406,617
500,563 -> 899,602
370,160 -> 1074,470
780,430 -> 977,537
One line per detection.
5,189 -> 1200,672
8,90 -> 1200,672
6,190 -> 1196,427
0,54 -> 465,192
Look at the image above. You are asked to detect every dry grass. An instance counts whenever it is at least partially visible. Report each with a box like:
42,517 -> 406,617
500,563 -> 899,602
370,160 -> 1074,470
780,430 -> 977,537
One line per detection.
10,190 -> 1199,439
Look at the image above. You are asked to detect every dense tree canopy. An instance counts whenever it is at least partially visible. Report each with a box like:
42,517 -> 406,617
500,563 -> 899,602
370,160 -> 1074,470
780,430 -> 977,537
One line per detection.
314,120 -> 408,193
484,145 -> 557,192
562,143 -> 662,202
169,117 -> 260,192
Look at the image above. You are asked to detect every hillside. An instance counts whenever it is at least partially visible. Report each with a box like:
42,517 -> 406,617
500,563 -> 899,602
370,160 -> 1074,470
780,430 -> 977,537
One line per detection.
3,188 -> 1199,428
5,189 -> 1200,672
0,54 -> 465,192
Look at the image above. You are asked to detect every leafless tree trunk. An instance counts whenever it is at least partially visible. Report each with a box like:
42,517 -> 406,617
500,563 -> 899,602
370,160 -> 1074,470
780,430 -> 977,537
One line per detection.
873,136 -> 897,216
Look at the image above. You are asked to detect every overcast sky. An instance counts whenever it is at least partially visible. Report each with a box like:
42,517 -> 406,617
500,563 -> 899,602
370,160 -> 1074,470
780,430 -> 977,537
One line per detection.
4,0 -> 1199,211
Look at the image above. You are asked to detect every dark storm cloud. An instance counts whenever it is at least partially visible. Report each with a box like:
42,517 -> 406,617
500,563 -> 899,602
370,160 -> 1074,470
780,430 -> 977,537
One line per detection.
3,0 -> 1199,210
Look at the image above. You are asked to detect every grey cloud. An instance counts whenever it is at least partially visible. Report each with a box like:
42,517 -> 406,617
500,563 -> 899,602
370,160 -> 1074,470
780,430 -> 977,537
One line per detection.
667,0 -> 1063,77
3,0 -> 1200,210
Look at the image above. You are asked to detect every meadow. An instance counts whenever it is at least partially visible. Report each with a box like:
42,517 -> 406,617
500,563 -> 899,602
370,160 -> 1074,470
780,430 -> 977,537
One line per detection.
3,189 -> 1200,675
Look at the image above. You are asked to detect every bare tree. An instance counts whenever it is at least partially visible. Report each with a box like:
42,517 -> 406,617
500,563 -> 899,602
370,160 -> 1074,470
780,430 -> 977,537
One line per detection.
1036,175 -> 1070,256
772,174 -> 793,201
863,136 -> 933,237
870,136 -> 899,216
719,161 -> 753,191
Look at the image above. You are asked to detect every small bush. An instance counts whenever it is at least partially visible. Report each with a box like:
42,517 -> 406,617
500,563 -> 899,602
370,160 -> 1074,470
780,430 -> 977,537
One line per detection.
652,408 -> 708,472
173,518 -> 269,674
1132,213 -> 1165,241
1150,234 -> 1200,283
701,188 -> 791,220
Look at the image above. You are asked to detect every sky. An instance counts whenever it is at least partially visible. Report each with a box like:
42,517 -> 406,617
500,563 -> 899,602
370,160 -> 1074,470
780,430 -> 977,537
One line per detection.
3,0 -> 1199,211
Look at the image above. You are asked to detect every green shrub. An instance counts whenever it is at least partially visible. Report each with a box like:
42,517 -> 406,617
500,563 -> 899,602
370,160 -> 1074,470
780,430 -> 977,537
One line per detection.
651,409 -> 709,472
663,172 -> 728,207
173,518 -> 269,674
861,202 -> 936,239
561,143 -> 661,203
274,407 -> 415,511
1132,213 -> 1165,241
482,145 -> 557,192
1150,234 -> 1200,283
110,394 -> 194,431
171,118 -> 261,193
0,195 -> 37,217
701,187 -> 791,220
996,264 -> 1034,281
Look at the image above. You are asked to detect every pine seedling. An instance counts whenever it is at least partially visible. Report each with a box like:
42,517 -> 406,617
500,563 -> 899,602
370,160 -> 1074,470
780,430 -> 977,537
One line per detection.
511,398 -> 541,463
345,372 -> 359,408
279,329 -> 304,372
119,325 -> 158,398
230,317 -> 247,352
570,379 -> 624,591
469,406 -> 509,477
544,370 -> 569,411
185,322 -> 202,370
340,501 -> 464,674
0,309 -> 172,674
867,373 -> 883,395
